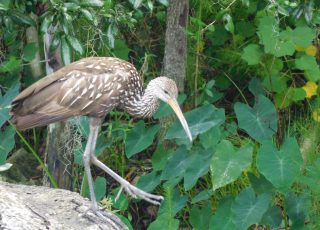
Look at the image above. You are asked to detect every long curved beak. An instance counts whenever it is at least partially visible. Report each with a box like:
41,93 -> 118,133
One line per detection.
167,98 -> 192,142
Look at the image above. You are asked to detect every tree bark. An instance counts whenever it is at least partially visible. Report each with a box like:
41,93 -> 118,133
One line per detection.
43,27 -> 73,190
0,182 -> 127,230
162,0 -> 189,92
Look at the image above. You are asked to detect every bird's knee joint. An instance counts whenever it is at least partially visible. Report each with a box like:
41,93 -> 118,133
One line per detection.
83,153 -> 91,165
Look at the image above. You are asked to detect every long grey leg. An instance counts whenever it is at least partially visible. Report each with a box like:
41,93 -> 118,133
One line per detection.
83,117 -> 101,211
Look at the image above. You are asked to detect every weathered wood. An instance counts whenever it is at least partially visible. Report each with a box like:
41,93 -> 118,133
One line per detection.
0,182 -> 127,230
162,0 -> 189,91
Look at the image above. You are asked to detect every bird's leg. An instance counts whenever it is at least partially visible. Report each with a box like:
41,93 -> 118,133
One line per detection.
90,156 -> 164,205
83,117 -> 101,211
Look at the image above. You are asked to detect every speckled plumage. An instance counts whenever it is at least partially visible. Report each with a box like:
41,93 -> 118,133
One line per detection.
10,57 -> 174,129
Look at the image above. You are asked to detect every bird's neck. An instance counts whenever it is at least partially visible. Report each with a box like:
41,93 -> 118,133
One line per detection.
124,84 -> 159,118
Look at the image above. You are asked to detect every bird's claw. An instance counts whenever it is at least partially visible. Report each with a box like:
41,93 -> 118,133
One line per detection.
120,181 -> 164,205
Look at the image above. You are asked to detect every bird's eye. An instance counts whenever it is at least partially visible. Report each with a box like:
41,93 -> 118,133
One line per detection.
164,90 -> 169,94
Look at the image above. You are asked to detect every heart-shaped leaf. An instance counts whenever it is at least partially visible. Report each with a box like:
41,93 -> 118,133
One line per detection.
166,104 -> 225,140
210,196 -> 236,230
256,137 -> 303,192
235,94 -> 278,143
0,126 -> 16,165
0,81 -> 20,127
232,187 -> 271,229
125,121 -> 160,158
211,140 -> 253,191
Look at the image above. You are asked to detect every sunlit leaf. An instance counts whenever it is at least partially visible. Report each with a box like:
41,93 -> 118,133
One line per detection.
125,121 -> 160,158
211,140 -> 252,191
0,56 -> 21,73
66,35 -> 84,55
81,0 -> 104,7
232,187 -> 271,229
256,137 -> 303,192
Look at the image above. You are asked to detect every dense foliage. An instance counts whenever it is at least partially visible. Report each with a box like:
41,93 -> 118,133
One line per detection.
1,0 -> 320,229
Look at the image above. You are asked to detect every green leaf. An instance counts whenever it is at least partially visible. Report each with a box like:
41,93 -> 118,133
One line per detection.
295,55 -> 320,81
232,187 -> 271,230
234,95 -> 278,143
125,121 -> 160,158
191,189 -> 213,204
242,44 -> 262,65
10,10 -> 36,27
0,0 -> 10,11
199,126 -> 221,150
80,0 -> 104,7
153,94 -> 186,119
166,104 -> 225,140
50,34 -> 61,52
137,171 -> 161,193
223,14 -> 234,34
292,27 -> 315,48
256,137 -> 303,192
285,193 -> 310,227
190,204 -> 212,230
40,14 -> 54,33
109,188 -> 128,211
113,40 -> 130,60
248,173 -> 275,195
262,75 -> 288,93
151,144 -> 174,171
132,0 -> 142,9
148,214 -> 179,230
211,140 -> 252,191
0,81 -> 20,127
158,187 -> 188,217
93,176 -> 106,201
0,126 -> 16,165
210,197 -> 236,230
66,35 -> 84,55
60,36 -> 71,65
23,43 -> 37,62
261,206 -> 282,228
156,0 -> 168,6
0,56 -> 21,73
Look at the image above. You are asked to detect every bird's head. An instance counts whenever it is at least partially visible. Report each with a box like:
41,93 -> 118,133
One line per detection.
148,77 -> 192,142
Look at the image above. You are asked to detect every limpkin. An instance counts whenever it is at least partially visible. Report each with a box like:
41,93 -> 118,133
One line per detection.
10,57 -> 192,210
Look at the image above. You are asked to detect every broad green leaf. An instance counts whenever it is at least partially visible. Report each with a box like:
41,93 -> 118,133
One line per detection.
151,144 -> 174,171
115,214 -> 133,230
248,173 -> 275,195
191,189 -> 213,204
295,55 -> 320,81
113,40 -> 130,60
158,187 -> 188,217
256,137 -> 303,192
109,188 -> 128,211
232,187 -> 271,230
93,176 -> 106,201
262,75 -> 288,93
292,27 -> 315,48
300,157 -> 320,193
261,206 -> 282,228
190,204 -> 212,230
23,43 -> 37,61
285,193 -> 310,227
153,94 -> 186,119
0,163 -> 13,172
166,104 -> 225,140
258,16 -> 278,54
211,140 -> 252,191
0,81 -> 20,127
66,35 -> 84,55
0,126 -> 16,165
148,214 -> 179,230
125,121 -> 160,158
199,126 -> 221,150
184,149 -> 213,190
137,170 -> 161,193
0,56 -> 21,73
81,0 -> 104,7
235,21 -> 256,38
10,10 -> 36,26
60,36 -> 71,65
234,95 -> 278,143
242,44 -> 262,65
210,197 -> 236,230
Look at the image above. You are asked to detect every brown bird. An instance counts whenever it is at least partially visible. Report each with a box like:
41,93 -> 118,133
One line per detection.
10,57 -> 192,210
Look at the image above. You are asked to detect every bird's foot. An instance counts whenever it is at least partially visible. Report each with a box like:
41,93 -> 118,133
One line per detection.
119,181 -> 164,205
